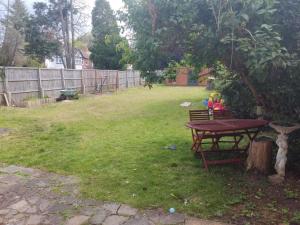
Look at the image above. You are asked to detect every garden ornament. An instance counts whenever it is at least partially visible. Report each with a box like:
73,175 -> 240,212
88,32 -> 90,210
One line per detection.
268,122 -> 300,184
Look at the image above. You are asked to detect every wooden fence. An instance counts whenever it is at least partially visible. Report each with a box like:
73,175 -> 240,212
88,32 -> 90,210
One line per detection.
0,67 -> 144,106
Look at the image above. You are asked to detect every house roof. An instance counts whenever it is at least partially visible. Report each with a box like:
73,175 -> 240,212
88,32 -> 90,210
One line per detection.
199,68 -> 214,77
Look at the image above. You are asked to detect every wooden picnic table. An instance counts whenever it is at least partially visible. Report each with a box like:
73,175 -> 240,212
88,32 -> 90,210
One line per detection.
186,119 -> 269,170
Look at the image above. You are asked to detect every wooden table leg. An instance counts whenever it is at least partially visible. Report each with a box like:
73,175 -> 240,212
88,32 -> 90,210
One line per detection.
194,131 -> 209,170
244,129 -> 260,149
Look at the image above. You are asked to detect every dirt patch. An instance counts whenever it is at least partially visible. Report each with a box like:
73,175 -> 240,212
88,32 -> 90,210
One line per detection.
0,128 -> 10,136
221,171 -> 300,225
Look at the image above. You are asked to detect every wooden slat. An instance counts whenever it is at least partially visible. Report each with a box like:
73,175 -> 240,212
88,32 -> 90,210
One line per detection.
189,110 -> 210,121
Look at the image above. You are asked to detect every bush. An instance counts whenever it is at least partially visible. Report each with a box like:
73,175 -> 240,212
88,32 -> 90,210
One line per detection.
213,62 -> 256,118
162,61 -> 178,82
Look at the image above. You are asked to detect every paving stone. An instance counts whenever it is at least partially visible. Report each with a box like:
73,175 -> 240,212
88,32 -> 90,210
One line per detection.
0,209 -> 10,215
0,165 -> 22,174
8,218 -> 26,225
118,204 -> 138,216
0,165 -> 38,176
82,199 -> 103,206
0,184 -> 10,194
11,186 -> 28,195
7,213 -> 27,225
159,214 -> 185,225
185,217 -> 228,225
26,206 -> 38,214
102,203 -> 120,214
26,215 -> 44,225
146,209 -> 185,225
123,217 -> 153,225
59,195 -> 78,205
65,215 -> 90,225
11,213 -> 26,221
47,203 -> 71,214
89,210 -> 108,225
4,209 -> 18,219
39,199 -> 50,212
27,196 -> 40,205
35,181 -> 48,188
102,215 -> 129,225
80,206 -> 98,216
15,220 -> 27,225
43,215 -> 64,225
8,200 -> 30,212
0,174 -> 23,186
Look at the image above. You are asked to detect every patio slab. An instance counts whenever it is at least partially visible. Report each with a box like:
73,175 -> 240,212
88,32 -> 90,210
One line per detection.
0,164 -> 230,225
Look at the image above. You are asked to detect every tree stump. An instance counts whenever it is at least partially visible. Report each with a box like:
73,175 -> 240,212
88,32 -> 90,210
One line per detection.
246,140 -> 273,174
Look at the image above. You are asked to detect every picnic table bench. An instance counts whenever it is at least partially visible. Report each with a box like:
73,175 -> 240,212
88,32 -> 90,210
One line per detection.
186,119 -> 269,170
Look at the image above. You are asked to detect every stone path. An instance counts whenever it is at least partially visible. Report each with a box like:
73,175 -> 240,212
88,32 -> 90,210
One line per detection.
0,164 -> 228,225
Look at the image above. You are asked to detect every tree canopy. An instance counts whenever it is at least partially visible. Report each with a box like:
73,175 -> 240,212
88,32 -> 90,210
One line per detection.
89,0 -> 125,70
123,0 -> 300,122
25,0 -> 87,68
0,0 -> 29,66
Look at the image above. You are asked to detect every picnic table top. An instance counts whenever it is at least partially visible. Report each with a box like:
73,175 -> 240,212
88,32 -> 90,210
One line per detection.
186,119 -> 269,132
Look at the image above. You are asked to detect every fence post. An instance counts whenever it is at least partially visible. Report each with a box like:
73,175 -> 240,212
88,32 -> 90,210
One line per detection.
116,71 -> 119,91
100,73 -> 103,94
37,68 -> 45,98
139,71 -> 142,86
81,70 -> 85,94
3,67 -> 11,106
125,70 -> 128,88
133,70 -> 136,87
60,69 -> 66,89
94,69 -> 97,91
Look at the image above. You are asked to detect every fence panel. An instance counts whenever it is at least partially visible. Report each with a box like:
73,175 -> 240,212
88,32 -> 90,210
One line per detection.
64,70 -> 82,91
5,68 -> 39,104
41,69 -> 63,98
118,71 -> 127,89
127,70 -> 136,88
83,70 -> 96,93
0,67 -> 143,106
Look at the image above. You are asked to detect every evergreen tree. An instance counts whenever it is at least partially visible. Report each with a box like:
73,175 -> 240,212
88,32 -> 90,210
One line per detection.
0,0 -> 29,66
90,0 -> 124,69
25,2 -> 61,64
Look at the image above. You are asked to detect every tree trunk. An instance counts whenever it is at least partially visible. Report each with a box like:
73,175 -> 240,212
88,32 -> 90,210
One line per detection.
247,140 -> 273,174
58,1 -> 71,69
239,71 -> 267,110
229,57 -> 268,113
148,0 -> 157,35
11,35 -> 20,66
70,0 -> 75,69
65,3 -> 72,69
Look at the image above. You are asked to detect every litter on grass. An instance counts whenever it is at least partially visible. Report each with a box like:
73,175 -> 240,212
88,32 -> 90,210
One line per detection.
163,145 -> 177,151
180,102 -> 192,107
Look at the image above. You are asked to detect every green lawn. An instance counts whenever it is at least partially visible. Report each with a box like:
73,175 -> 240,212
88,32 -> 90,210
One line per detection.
0,86 -> 245,217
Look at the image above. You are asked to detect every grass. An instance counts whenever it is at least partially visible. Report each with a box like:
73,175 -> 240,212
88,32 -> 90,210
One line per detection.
0,86 -> 246,218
